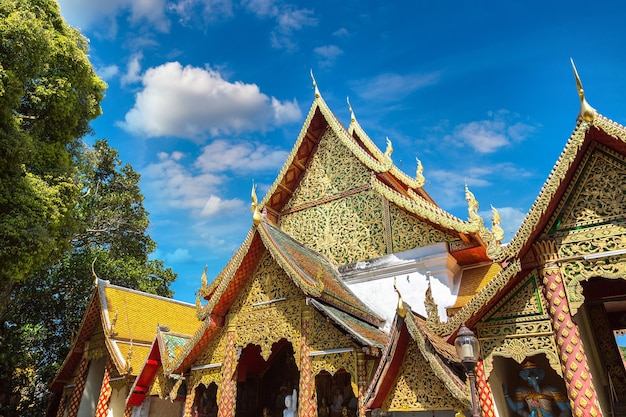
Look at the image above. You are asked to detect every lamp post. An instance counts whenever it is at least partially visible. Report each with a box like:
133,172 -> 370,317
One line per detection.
454,323 -> 481,417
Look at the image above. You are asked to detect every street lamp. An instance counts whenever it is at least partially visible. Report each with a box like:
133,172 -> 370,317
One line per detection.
454,323 -> 481,417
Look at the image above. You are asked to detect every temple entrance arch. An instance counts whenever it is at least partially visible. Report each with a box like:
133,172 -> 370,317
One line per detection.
235,339 -> 299,417
194,382 -> 219,417
315,370 -> 356,417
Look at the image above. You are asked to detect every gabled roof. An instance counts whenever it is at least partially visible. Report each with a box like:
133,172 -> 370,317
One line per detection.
50,279 -> 198,393
257,87 -> 496,257
258,218 -> 384,326
127,327 -> 192,406
365,304 -> 469,410
171,217 -> 387,373
429,79 -> 626,337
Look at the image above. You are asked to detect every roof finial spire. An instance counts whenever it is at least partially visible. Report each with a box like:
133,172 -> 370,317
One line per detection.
310,69 -> 320,98
347,97 -> 355,122
570,58 -> 595,122
251,180 -> 261,226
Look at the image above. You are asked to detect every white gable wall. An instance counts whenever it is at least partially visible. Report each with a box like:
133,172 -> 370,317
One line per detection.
341,243 -> 461,330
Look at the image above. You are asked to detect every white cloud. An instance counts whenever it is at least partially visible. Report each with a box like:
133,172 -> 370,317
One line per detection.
57,0 -> 169,34
169,0 -> 234,25
243,0 -> 317,50
142,151 -> 229,213
351,72 -> 440,102
96,65 -> 119,81
453,110 -> 536,154
165,248 -> 194,264
200,195 -> 243,216
314,45 -> 343,68
121,53 -> 143,86
195,139 -> 288,173
119,62 -> 301,139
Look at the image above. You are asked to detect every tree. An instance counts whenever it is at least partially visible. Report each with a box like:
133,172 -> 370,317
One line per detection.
1,140 -> 177,416
0,0 -> 106,308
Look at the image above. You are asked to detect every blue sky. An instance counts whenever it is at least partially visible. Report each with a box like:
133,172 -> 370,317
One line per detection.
56,0 -> 626,304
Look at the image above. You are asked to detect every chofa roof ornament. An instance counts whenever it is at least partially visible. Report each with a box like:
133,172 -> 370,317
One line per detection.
310,69 -> 320,99
571,58 -> 595,122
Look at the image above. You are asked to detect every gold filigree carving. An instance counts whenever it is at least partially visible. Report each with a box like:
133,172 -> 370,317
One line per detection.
480,334 -> 561,379
551,148 -> 626,233
281,188 -> 386,265
483,273 -> 546,323
373,177 -> 476,234
311,351 -> 357,379
389,203 -> 457,253
224,251 -> 303,364
283,128 -> 372,210
196,327 -> 227,369
382,340 -> 466,411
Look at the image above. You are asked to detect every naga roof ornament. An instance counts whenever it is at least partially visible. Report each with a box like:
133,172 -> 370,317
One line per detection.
465,184 -> 484,228
415,158 -> 425,187
490,205 -> 505,242
383,137 -> 393,160
570,58 -> 595,122
251,180 -> 261,226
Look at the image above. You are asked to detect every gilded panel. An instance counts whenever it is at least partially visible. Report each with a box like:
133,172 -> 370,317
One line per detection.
310,310 -> 354,352
196,327 -> 227,367
482,273 -> 547,324
230,251 -> 302,313
223,251 -> 304,364
480,333 -> 561,378
281,189 -> 386,264
389,203 -> 456,252
189,367 -> 222,390
549,148 -> 626,233
282,127 -> 371,210
382,340 -> 465,411
311,351 -> 357,379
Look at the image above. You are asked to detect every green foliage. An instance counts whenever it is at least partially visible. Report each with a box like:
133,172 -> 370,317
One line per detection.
0,1 -> 175,414
1,140 -> 177,416
0,0 -> 106,291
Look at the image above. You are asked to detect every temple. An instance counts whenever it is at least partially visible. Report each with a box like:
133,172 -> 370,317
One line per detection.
50,65 -> 626,417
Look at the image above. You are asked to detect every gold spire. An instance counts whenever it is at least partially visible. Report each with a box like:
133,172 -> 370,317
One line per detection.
347,96 -> 355,122
200,264 -> 208,287
570,58 -> 595,122
310,69 -> 320,98
251,180 -> 261,225
393,277 -> 407,318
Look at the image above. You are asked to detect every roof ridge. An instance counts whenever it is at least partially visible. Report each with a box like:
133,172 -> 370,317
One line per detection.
99,279 -> 195,308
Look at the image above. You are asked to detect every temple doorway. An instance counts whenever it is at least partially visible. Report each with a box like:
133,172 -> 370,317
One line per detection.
235,340 -> 299,417
195,382 -> 219,417
315,371 -> 356,417
579,277 -> 626,412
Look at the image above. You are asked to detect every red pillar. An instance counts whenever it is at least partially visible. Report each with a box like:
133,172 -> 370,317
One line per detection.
66,356 -> 90,417
475,359 -> 495,417
534,241 -> 602,417
94,360 -> 113,417
217,321 -> 238,417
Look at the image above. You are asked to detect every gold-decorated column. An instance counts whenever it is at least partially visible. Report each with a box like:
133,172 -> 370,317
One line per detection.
299,304 -> 316,417
217,316 -> 239,417
533,240 -> 602,417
